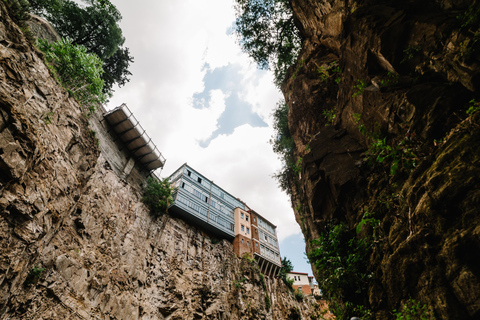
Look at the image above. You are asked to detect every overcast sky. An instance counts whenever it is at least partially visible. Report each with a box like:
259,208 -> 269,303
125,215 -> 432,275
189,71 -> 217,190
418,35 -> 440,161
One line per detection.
103,0 -> 312,275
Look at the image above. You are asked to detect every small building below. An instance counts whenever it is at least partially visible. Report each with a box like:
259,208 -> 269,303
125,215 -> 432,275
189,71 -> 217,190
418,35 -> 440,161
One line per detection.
286,271 -> 315,295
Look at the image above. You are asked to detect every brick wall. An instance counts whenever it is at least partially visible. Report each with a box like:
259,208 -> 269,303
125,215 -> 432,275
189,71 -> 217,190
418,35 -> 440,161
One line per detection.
233,234 -> 253,257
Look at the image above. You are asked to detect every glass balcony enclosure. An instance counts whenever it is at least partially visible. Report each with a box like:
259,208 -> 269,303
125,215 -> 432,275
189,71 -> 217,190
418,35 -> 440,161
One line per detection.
168,164 -> 244,239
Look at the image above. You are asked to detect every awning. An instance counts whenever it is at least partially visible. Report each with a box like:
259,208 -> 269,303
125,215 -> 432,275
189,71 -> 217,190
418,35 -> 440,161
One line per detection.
103,104 -> 166,172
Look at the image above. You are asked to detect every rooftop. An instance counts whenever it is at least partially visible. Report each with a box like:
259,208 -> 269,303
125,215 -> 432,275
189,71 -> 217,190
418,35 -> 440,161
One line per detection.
104,104 -> 166,172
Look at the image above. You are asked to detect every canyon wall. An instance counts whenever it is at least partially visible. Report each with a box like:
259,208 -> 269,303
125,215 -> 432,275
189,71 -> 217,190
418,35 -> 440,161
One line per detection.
0,3 -> 327,319
283,0 -> 480,319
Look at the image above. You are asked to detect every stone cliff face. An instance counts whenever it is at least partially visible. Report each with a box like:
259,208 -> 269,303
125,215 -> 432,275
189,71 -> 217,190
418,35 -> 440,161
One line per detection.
284,0 -> 480,319
0,3 -> 327,319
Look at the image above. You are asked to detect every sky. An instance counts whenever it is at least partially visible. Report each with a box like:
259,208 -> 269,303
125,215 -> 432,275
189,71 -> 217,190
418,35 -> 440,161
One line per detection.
103,0 -> 312,275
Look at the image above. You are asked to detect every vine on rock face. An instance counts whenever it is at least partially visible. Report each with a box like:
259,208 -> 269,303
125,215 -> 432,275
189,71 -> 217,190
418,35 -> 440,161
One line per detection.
270,100 -> 296,196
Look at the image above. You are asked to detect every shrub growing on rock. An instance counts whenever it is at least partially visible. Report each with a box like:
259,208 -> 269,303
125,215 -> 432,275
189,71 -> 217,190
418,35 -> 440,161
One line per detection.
141,177 -> 174,216
37,38 -> 107,110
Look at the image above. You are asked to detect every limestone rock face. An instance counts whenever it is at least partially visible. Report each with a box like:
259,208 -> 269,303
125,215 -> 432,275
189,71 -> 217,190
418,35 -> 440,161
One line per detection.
26,14 -> 61,43
284,0 -> 480,319
0,3 -> 328,319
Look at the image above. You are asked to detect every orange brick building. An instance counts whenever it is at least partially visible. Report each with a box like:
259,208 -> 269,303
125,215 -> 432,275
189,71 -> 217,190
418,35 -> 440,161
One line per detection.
233,207 -> 282,278
287,271 -> 314,295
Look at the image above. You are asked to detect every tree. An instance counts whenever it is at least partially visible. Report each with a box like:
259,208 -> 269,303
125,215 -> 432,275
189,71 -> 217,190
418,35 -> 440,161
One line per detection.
102,46 -> 133,94
281,256 -> 294,273
233,0 -> 301,87
279,256 -> 294,289
29,0 -> 133,94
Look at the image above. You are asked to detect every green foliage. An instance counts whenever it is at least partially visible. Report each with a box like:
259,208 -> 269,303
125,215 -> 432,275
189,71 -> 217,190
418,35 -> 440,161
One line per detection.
281,256 -> 294,273
356,209 -> 380,240
294,289 -> 304,301
352,79 -> 368,97
366,138 -> 417,176
234,277 -> 247,289
279,256 -> 295,290
322,107 -> 336,126
270,100 -> 296,195
380,71 -> 399,87
30,0 -> 133,94
102,46 -> 133,93
307,220 -> 372,318
284,276 -> 294,291
4,0 -> 30,23
295,203 -> 302,213
233,0 -> 301,87
43,111 -> 55,124
466,99 -> 480,115
353,113 -> 362,124
259,273 -> 266,290
24,264 -> 45,286
38,38 -> 107,109
210,237 -> 220,245
4,0 -> 36,41
345,302 -> 374,320
356,209 -> 380,237
141,177 -> 174,216
318,61 -> 341,82
457,2 -> 480,30
243,252 -> 255,263
401,45 -> 420,64
393,299 -> 435,320
265,292 -> 271,310
292,157 -> 302,174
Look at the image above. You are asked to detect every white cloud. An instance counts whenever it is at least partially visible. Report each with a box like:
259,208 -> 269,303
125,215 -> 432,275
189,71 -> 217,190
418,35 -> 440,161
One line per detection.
105,0 -> 301,243
179,124 -> 299,241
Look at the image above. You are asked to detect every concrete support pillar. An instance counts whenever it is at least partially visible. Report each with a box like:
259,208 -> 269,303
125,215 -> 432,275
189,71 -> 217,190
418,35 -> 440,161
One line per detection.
266,261 -> 273,278
121,157 -> 135,179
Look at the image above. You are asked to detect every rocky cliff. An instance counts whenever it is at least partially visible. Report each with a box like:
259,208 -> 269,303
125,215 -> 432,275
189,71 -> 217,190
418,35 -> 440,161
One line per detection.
283,0 -> 480,319
0,3 -> 328,319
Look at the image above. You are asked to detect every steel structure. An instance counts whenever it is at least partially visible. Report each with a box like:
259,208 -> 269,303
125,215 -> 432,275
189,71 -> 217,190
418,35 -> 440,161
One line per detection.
103,104 -> 166,172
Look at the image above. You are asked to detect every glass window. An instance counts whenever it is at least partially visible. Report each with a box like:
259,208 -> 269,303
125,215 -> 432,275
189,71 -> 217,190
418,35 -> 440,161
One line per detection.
241,212 -> 244,219
246,215 -> 249,222
246,227 -> 250,234
197,177 -> 202,183
247,241 -> 249,246
241,225 -> 245,232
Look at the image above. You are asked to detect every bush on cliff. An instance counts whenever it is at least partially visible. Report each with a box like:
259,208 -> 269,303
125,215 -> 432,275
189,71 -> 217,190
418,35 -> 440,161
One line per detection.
37,38 -> 107,110
29,0 -> 133,94
142,177 -> 174,216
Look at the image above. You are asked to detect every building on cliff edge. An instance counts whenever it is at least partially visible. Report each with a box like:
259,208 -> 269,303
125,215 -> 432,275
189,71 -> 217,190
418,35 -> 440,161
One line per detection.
286,271 -> 315,295
168,163 -> 282,277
